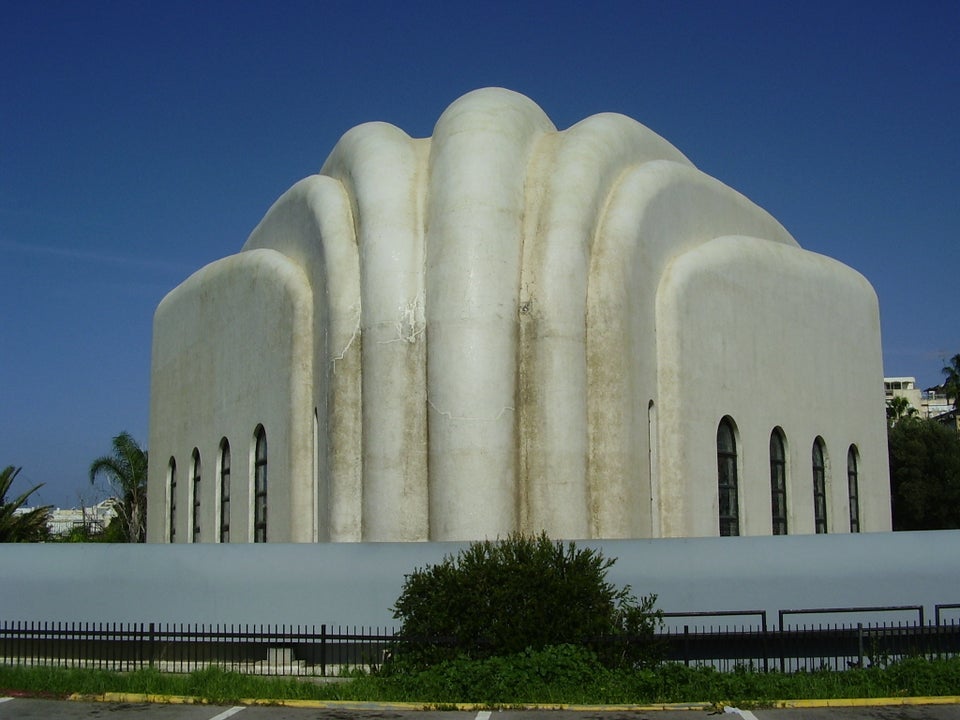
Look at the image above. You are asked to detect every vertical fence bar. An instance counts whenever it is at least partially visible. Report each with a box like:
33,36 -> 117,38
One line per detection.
857,623 -> 864,668
321,623 -> 327,677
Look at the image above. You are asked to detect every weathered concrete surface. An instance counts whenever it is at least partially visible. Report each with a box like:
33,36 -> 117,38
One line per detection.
147,88 -> 889,544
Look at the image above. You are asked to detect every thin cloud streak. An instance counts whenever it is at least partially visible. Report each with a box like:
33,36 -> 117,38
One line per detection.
0,237 -> 196,275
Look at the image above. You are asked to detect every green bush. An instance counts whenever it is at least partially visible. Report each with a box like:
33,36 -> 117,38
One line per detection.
380,645 -> 612,704
389,532 -> 660,669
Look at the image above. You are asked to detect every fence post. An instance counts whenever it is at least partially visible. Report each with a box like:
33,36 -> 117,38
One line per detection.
148,622 -> 155,669
779,627 -> 785,674
683,625 -> 689,667
761,626 -> 769,673
320,624 -> 327,677
857,623 -> 864,668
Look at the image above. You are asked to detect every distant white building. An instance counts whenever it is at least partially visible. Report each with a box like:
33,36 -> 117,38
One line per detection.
48,500 -> 117,536
147,88 -> 891,544
15,499 -> 116,537
884,377 -> 952,420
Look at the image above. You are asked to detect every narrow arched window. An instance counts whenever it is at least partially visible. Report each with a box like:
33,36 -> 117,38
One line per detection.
812,437 -> 828,534
168,457 -> 177,543
219,439 -> 231,543
847,445 -> 860,533
770,429 -> 788,535
717,417 -> 739,536
254,426 -> 267,543
191,449 -> 201,543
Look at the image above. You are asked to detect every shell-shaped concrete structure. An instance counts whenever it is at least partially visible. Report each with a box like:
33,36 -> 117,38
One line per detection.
148,88 -> 890,543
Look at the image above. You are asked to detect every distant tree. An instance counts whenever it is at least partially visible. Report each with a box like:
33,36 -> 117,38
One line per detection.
58,524 -> 101,543
943,353 -> 960,411
886,395 -> 919,426
101,515 -> 128,542
889,418 -> 960,530
89,432 -> 148,543
57,514 -> 127,543
0,466 -> 51,542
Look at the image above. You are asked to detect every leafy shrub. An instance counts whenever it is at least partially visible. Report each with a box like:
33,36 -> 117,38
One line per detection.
381,644 -> 612,704
389,532 -> 660,669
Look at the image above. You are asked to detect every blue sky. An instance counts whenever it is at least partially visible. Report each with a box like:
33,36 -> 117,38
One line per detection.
2,1 -> 958,509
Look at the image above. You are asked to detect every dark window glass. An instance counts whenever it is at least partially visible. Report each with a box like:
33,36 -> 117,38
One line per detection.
191,449 -> 201,543
254,426 -> 267,543
813,438 -> 828,534
220,439 -> 231,543
168,458 -> 177,543
847,446 -> 860,533
717,418 -> 739,536
770,429 -> 788,535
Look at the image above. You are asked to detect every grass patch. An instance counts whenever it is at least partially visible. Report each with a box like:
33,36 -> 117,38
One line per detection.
3,654 -> 960,706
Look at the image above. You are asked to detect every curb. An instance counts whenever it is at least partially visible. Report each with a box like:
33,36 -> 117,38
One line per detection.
772,696 -> 960,709
70,694 -> 717,710
64,693 -> 960,711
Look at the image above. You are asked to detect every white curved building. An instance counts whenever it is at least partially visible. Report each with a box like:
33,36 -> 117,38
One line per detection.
146,88 -> 890,543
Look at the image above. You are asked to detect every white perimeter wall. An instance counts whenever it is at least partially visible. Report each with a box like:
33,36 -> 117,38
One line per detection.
2,531 -> 958,628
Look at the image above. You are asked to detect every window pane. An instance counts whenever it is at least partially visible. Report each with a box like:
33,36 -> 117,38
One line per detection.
220,440 -> 231,543
168,458 -> 177,543
717,419 -> 739,536
770,430 -> 788,535
254,427 -> 267,543
717,423 -> 735,454
847,446 -> 860,533
192,450 -> 201,543
812,439 -> 827,534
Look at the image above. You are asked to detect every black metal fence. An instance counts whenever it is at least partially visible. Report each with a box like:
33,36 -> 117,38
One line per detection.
0,622 -> 392,676
2,605 -> 959,676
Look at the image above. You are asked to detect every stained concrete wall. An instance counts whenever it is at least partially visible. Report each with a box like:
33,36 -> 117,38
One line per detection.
656,236 -> 890,536
147,87 -> 890,543
147,249 -> 315,542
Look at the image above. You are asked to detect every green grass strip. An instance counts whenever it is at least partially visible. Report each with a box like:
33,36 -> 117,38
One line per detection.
3,656 -> 960,707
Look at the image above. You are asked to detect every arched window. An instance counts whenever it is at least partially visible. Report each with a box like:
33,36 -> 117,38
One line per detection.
847,445 -> 860,533
717,417 -> 739,536
812,437 -> 828,534
168,458 -> 177,543
769,428 -> 788,535
191,449 -> 201,543
219,439 -> 231,543
253,426 -> 267,543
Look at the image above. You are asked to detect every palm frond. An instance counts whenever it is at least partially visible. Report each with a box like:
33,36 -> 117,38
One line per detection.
0,466 -> 52,542
88,433 -> 148,542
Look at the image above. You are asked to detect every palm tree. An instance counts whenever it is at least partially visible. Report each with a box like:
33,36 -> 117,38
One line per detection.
0,466 -> 51,542
886,395 -> 919,426
943,354 -> 960,410
89,432 -> 148,543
